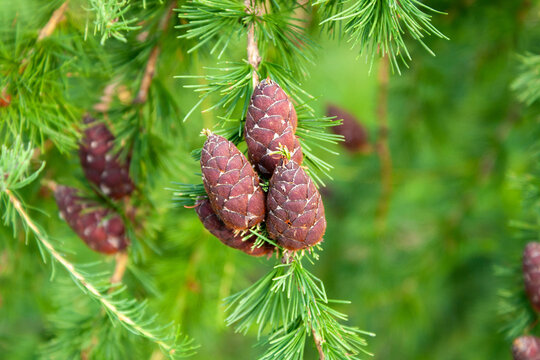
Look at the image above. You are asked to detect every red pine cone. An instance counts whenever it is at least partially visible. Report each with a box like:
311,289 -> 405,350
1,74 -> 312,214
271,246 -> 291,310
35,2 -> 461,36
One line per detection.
523,242 -> 540,312
79,116 -> 134,199
326,104 -> 370,153
201,132 -> 265,230
245,79 -> 302,176
266,159 -> 326,250
513,335 -> 540,360
195,199 -> 274,257
54,185 -> 129,254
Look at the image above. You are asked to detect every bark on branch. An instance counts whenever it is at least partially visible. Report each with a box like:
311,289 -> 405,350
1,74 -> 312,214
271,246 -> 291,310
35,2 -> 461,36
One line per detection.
244,0 -> 261,88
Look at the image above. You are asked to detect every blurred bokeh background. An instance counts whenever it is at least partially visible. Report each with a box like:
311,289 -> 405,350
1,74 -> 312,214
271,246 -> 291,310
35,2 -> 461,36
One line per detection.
2,0 -> 540,359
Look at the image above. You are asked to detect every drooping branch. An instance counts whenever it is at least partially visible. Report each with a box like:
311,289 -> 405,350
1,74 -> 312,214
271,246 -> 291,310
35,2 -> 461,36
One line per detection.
375,55 -> 392,231
3,188 -> 189,357
244,0 -> 261,88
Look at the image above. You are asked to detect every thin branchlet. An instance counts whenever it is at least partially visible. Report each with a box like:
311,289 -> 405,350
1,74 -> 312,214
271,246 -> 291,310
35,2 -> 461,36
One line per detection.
4,189 -> 194,358
317,0 -> 447,73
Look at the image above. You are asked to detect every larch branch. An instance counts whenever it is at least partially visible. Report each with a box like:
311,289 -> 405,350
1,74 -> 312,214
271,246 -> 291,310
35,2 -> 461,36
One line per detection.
4,189 -> 178,355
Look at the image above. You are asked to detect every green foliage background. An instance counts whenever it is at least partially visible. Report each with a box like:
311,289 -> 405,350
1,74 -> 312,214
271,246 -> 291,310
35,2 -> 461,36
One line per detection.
2,0 -> 540,359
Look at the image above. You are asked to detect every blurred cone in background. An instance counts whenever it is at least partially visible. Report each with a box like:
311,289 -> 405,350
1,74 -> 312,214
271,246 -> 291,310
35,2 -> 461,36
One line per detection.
523,242 -> 540,312
79,115 -> 134,199
326,103 -> 371,154
512,335 -> 540,360
54,185 -> 129,254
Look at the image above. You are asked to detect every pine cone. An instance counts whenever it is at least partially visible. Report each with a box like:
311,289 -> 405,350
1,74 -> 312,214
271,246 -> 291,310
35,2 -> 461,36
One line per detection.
326,104 -> 370,153
513,335 -> 540,360
201,132 -> 265,230
266,159 -> 326,250
523,242 -> 540,312
54,185 -> 129,254
79,116 -> 134,199
245,79 -> 302,176
195,199 -> 274,257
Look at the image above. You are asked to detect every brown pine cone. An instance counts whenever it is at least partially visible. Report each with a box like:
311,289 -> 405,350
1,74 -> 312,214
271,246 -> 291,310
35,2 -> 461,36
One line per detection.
201,132 -> 265,230
195,199 -> 274,257
513,336 -> 540,360
54,185 -> 129,254
326,104 -> 370,153
79,116 -> 134,199
245,79 -> 302,177
266,159 -> 326,250
523,242 -> 540,312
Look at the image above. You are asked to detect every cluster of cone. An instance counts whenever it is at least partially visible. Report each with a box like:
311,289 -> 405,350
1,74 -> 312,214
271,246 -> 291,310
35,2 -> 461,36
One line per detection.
513,242 -> 540,359
195,79 -> 326,256
54,116 -> 133,254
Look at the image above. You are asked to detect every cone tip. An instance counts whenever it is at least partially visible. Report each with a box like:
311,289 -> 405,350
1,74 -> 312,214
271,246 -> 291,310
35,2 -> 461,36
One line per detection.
201,128 -> 213,137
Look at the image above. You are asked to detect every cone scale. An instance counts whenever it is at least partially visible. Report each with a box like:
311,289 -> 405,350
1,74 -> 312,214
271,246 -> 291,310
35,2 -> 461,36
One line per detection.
266,159 -> 326,250
196,199 -> 274,257
245,79 -> 302,177
200,132 -> 265,231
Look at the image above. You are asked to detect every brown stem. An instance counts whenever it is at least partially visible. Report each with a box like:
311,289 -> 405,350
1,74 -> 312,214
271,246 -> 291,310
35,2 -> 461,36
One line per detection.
38,1 -> 69,41
244,0 -> 261,88
133,46 -> 160,104
132,1 -> 176,105
312,327 -> 325,360
110,251 -> 129,285
375,56 -> 392,231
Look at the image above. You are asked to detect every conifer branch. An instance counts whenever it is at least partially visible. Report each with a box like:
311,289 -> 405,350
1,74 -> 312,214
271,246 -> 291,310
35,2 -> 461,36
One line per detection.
4,189 -> 193,358
88,0 -> 141,44
1,141 -> 195,359
375,56 -> 392,231
225,251 -> 374,358
317,0 -> 447,73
